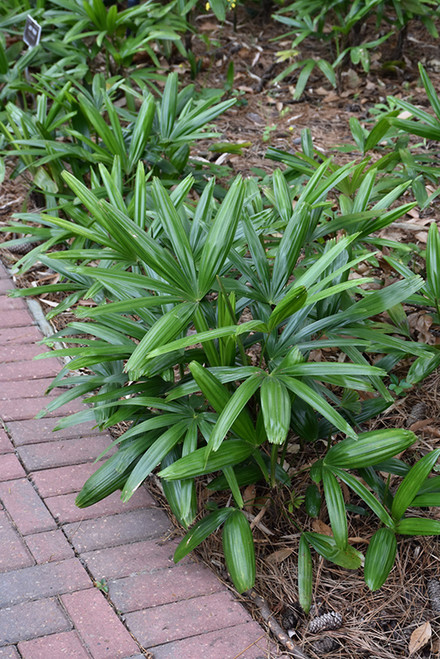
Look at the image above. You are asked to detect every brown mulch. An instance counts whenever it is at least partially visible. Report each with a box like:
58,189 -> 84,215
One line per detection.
2,8 -> 440,657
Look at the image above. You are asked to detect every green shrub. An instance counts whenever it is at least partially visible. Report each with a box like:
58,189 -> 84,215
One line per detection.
3,0 -> 440,605
0,71 -> 235,213
272,0 -> 440,98
0,0 -> 189,78
267,65 -> 440,219
11,162 -> 440,598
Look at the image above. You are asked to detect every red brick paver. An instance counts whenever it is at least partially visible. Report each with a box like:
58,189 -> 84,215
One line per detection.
0,278 -> 14,292
0,395 -> 83,421
44,487 -> 155,524
0,265 -> 277,659
81,538 -> 189,580
0,479 -> 56,535
0,359 -> 61,382
0,454 -> 25,480
0,599 -> 71,646
7,417 -> 103,445
0,429 -> 13,454
64,508 -> 171,553
1,309 -> 35,328
18,630 -> 90,659
0,511 -> 34,572
0,344 -> 51,363
108,562 -> 224,613
31,462 -> 106,497
25,529 -> 74,563
150,622 -> 272,659
0,647 -> 20,658
17,436 -> 114,471
0,296 -> 26,311
61,590 -> 139,659
0,558 -> 91,608
0,379 -> 62,400
124,591 -> 252,646
0,325 -> 42,344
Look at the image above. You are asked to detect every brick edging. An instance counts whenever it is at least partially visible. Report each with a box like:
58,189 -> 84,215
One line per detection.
0,259 -> 279,659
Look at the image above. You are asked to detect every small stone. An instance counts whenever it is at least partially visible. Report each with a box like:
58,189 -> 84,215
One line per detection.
246,112 -> 264,125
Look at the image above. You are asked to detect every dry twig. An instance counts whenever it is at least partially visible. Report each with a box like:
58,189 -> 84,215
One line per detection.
246,589 -> 311,659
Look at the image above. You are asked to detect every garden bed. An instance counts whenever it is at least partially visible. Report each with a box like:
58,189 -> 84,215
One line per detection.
2,6 -> 440,657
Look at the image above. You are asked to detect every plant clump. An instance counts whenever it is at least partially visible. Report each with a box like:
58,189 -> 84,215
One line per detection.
1,2 -> 440,656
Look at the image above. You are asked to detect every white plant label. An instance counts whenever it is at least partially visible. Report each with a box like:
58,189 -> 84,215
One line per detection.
23,16 -> 41,48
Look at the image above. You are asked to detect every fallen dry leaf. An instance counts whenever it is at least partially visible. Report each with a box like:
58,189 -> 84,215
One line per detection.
409,419 -> 434,432
423,426 -> 440,438
312,520 -> 332,536
415,231 -> 428,244
243,484 -> 257,512
266,548 -> 294,565
398,110 -> 413,120
341,481 -> 350,503
348,536 -> 369,544
409,621 -> 431,655
415,313 -> 434,343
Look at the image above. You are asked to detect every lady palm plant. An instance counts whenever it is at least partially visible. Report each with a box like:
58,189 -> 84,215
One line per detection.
11,161 -> 440,599
0,0 -> 189,77
273,0 -> 439,98
42,0 -> 189,74
0,71 -> 235,218
269,64 -> 440,214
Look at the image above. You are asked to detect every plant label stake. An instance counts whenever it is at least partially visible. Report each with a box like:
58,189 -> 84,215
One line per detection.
23,15 -> 41,82
23,16 -> 41,49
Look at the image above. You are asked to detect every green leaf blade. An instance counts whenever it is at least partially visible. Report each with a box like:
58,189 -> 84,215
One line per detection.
324,429 -> 417,469
197,176 -> 245,298
330,467 -> 394,528
121,420 -> 189,501
281,376 -> 357,439
396,518 -> 440,536
322,469 -> 348,549
260,377 -> 291,445
159,440 -> 255,481
426,222 -> 440,302
222,510 -> 256,593
304,532 -> 363,570
391,449 -> 440,522
174,508 -> 234,563
208,373 -> 264,452
364,528 -> 397,591
298,534 -> 313,613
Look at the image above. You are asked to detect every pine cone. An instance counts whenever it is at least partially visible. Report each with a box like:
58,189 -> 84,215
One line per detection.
406,402 -> 426,427
428,579 -> 440,612
308,611 -> 343,633
309,599 -> 325,617
313,636 -> 339,653
1,241 -> 36,255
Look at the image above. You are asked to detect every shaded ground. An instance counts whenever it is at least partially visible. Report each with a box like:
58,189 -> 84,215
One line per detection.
2,9 -> 440,657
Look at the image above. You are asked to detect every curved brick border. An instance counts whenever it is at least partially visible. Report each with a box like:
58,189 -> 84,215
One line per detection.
0,261 -> 279,659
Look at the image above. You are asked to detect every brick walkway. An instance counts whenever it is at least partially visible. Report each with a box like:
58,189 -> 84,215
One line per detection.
0,261 -> 277,659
